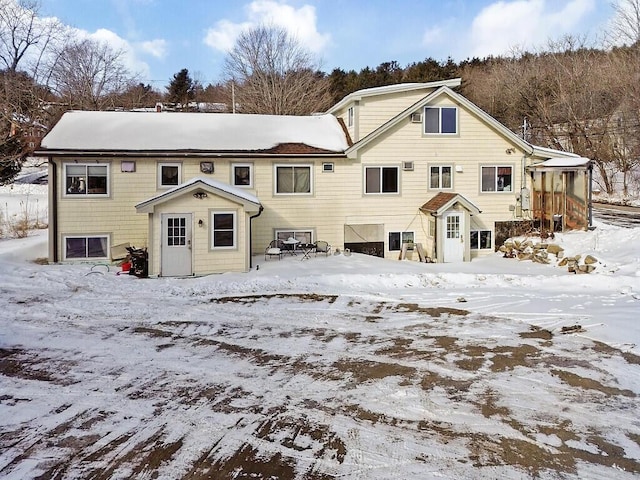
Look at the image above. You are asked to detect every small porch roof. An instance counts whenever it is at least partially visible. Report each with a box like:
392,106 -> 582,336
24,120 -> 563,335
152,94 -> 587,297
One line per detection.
420,192 -> 481,216
135,177 -> 262,213
528,157 -> 591,172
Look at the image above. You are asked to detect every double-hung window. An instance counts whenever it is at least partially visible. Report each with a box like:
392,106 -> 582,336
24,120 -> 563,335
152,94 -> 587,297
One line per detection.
64,163 -> 109,196
481,166 -> 513,192
429,165 -> 452,189
424,106 -> 457,134
470,230 -> 492,250
365,166 -> 399,194
211,211 -> 236,249
388,231 -> 414,251
233,163 -> 253,187
275,165 -> 312,194
158,162 -> 181,188
64,235 -> 108,259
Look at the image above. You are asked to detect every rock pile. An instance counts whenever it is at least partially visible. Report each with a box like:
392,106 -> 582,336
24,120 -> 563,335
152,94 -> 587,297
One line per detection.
499,238 -> 598,273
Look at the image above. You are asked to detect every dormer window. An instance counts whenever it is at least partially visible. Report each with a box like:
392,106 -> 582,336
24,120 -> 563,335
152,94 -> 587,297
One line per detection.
347,106 -> 354,127
424,106 -> 457,134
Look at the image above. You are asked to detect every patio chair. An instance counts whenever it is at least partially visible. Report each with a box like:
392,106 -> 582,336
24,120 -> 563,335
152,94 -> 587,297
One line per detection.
315,240 -> 331,257
265,239 -> 284,260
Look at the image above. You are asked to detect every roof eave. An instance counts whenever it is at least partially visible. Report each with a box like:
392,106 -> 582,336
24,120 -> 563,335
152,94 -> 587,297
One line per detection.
35,149 -> 347,159
135,179 -> 262,213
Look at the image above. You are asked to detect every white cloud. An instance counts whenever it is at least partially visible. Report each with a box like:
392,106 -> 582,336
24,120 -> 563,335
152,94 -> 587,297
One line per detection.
70,27 -> 151,79
469,0 -> 596,58
422,25 -> 444,46
138,39 -> 168,59
203,0 -> 331,54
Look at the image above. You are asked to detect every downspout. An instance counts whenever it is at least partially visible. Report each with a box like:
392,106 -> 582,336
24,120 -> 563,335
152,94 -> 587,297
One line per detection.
249,205 -> 264,269
50,157 -> 58,262
588,162 -> 593,229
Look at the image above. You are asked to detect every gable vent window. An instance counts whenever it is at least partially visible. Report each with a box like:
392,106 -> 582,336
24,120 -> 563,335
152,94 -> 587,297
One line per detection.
410,113 -> 422,123
322,162 -> 334,173
402,161 -> 414,171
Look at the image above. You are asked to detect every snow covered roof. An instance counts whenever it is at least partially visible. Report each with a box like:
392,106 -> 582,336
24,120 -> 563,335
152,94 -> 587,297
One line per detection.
538,157 -> 591,167
529,157 -> 591,171
135,177 -> 261,213
39,111 -> 349,154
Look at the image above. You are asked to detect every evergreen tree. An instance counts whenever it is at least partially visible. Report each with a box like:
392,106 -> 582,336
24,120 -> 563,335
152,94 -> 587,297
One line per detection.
166,69 -> 195,108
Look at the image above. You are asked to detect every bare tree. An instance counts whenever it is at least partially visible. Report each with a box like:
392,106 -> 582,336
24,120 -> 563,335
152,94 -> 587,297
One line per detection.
49,37 -> 135,110
0,0 -> 65,184
223,25 -> 331,115
608,0 -> 640,46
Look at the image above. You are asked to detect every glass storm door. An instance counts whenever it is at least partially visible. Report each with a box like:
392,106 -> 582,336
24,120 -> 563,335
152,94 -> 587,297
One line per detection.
443,212 -> 464,262
161,213 -> 192,276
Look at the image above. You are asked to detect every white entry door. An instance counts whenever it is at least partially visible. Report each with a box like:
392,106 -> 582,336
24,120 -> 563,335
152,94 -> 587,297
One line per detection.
443,212 -> 465,263
161,213 -> 192,276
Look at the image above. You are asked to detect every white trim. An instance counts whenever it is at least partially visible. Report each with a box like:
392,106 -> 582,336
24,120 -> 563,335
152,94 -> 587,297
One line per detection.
232,163 -> 253,188
364,165 -> 400,195
157,162 -> 182,189
63,162 -> 110,197
274,163 -> 314,195
63,234 -> 109,260
210,210 -> 237,250
424,106 -> 458,135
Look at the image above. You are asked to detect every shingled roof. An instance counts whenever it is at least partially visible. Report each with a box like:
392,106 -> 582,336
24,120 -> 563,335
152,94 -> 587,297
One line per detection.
38,111 -> 350,155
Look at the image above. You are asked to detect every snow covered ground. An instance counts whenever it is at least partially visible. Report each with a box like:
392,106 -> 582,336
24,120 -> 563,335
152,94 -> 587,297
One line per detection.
1,183 -> 640,479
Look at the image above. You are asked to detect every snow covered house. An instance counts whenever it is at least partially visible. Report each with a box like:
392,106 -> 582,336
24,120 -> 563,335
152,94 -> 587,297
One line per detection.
35,78 -> 591,276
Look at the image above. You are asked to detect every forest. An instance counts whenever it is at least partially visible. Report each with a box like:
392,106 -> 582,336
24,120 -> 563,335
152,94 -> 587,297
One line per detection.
1,0 -> 639,198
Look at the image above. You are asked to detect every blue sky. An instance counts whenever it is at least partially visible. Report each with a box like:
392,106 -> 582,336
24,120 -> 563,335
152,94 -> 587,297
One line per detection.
39,0 -> 615,90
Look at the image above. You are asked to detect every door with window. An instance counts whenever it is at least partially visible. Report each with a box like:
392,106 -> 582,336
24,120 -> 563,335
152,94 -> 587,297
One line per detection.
161,213 -> 192,276
443,212 -> 464,262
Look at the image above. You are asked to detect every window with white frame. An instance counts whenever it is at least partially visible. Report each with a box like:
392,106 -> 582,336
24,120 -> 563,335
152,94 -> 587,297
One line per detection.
470,230 -> 492,250
64,163 -> 109,196
429,165 -> 452,189
64,235 -> 108,259
211,211 -> 236,248
347,106 -> 354,127
388,231 -> 414,251
481,165 -> 513,192
158,162 -> 181,188
275,229 -> 313,244
275,165 -> 312,194
424,106 -> 457,134
365,166 -> 399,194
232,163 -> 252,187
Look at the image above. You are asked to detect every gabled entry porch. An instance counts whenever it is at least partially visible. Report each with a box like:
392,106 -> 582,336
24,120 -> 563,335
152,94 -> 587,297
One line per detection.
135,177 -> 261,277
420,192 -> 482,263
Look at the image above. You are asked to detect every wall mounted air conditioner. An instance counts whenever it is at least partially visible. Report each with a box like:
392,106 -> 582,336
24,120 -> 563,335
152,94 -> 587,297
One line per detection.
410,113 -> 422,123
403,161 -> 414,171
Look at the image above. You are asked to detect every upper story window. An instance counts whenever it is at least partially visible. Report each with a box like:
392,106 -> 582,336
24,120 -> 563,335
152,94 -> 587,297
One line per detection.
481,166 -> 513,192
347,106 -> 354,127
233,163 -> 253,187
429,165 -> 452,189
211,211 -> 236,249
365,166 -> 399,194
64,163 -> 109,196
158,162 -> 181,188
425,106 -> 457,134
275,165 -> 312,194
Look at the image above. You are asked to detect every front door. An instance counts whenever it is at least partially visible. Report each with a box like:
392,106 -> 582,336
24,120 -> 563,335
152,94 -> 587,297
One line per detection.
161,213 -> 192,276
443,212 -> 464,262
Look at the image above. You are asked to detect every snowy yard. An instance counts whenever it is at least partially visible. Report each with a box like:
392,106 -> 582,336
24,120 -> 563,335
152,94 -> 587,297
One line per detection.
1,184 -> 640,479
